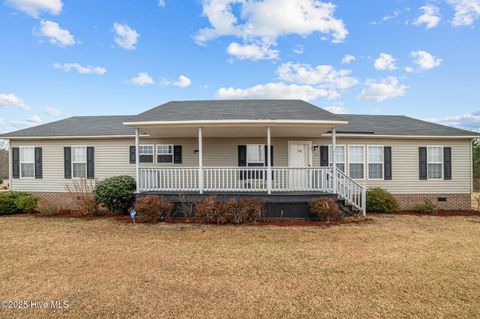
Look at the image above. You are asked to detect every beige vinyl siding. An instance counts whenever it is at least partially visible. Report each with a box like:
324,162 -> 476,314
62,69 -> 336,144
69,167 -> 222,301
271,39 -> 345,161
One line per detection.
11,136 -> 473,194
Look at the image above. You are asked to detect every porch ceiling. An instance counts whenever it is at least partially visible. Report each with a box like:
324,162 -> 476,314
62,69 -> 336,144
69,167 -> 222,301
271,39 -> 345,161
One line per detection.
136,124 -> 335,138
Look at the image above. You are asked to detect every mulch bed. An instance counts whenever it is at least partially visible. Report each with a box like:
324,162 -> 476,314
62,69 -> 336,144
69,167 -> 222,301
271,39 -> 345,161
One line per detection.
396,210 -> 480,217
8,211 -> 374,227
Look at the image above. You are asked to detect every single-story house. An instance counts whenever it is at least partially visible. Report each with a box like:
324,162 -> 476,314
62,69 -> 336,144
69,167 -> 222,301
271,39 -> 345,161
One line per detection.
1,100 -> 478,217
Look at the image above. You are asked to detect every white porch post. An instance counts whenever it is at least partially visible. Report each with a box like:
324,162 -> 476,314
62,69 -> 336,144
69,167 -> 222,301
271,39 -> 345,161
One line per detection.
267,126 -> 272,194
198,127 -> 203,194
135,128 -> 140,193
332,128 -> 337,194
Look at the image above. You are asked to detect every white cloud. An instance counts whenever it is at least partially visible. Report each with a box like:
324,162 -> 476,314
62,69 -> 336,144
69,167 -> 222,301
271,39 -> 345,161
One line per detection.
413,5 -> 441,29
162,75 -> 192,88
216,82 -> 338,101
341,54 -> 356,64
53,63 -> 107,75
293,45 -> 304,54
405,66 -> 414,73
35,20 -> 75,47
5,0 -> 62,17
195,0 -> 347,59
113,22 -> 139,50
411,50 -> 442,70
374,53 -> 397,70
324,105 -> 348,114
445,0 -> 480,26
276,62 -> 358,90
426,111 -> 480,130
227,42 -> 279,60
357,77 -> 408,102
130,72 -> 154,86
0,93 -> 29,111
158,0 -> 166,7
44,106 -> 61,116
27,115 -> 42,124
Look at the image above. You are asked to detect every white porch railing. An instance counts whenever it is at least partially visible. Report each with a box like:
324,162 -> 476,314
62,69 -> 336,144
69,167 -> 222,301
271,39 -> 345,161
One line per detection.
138,166 -> 366,215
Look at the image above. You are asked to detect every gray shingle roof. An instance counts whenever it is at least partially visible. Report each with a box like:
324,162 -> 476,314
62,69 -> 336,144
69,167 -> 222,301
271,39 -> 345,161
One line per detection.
0,116 -> 134,137
339,115 -> 479,137
0,101 -> 478,138
125,100 -> 347,122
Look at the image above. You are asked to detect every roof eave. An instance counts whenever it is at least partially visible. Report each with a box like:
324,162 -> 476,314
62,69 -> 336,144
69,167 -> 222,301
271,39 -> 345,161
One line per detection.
123,119 -> 349,127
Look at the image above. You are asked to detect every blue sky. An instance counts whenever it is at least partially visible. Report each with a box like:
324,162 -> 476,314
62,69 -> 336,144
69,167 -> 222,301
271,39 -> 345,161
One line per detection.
1,0 -> 480,134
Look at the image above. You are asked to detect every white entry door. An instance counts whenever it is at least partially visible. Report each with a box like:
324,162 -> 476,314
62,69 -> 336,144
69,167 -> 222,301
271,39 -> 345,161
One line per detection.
288,142 -> 312,190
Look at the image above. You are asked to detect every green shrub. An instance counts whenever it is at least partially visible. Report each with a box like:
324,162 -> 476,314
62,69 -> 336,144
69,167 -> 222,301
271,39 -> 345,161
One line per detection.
415,200 -> 439,215
94,176 -> 136,213
0,192 -> 38,215
366,187 -> 399,214
135,195 -> 173,223
309,197 -> 340,220
16,194 -> 38,214
0,178 -> 3,185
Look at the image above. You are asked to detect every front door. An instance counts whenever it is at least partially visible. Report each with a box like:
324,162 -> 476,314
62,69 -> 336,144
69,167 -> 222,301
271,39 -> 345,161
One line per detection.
288,142 -> 312,190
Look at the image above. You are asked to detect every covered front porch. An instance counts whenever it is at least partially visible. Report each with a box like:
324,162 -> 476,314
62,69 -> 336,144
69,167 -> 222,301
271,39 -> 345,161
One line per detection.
124,121 -> 366,214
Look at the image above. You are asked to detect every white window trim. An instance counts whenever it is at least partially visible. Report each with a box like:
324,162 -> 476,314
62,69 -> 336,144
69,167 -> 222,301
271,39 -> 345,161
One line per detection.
138,144 -> 154,164
71,145 -> 87,179
427,145 -> 444,180
247,144 -> 266,166
19,146 -> 35,179
328,144 -> 346,171
348,145 -> 365,180
156,144 -> 174,164
367,145 -> 384,181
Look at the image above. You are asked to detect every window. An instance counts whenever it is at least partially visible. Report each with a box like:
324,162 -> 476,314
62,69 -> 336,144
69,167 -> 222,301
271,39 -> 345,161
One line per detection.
328,145 -> 346,172
156,144 -> 173,163
72,146 -> 87,178
139,145 -> 154,163
368,146 -> 384,180
247,144 -> 265,166
348,145 -> 365,179
427,146 -> 443,179
20,146 -> 34,178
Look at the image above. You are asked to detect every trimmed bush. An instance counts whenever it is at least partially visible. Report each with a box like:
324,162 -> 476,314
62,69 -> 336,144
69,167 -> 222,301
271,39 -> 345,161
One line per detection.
94,176 -> 136,213
415,200 -> 439,215
196,196 -> 266,225
366,187 -> 399,214
135,195 -> 173,223
237,198 -> 265,223
196,196 -> 223,224
0,178 -> 3,185
309,197 -> 340,220
0,192 -> 38,215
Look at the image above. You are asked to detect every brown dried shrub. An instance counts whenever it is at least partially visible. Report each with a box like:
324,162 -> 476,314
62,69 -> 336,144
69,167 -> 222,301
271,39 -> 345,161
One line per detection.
37,197 -> 63,217
237,198 -> 266,223
195,196 -> 223,224
65,179 -> 100,216
196,197 -> 265,225
135,195 -> 173,223
309,197 -> 340,220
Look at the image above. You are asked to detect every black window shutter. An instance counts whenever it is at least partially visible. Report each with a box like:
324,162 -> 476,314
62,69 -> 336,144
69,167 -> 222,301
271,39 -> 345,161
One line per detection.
64,147 -> 72,179
12,147 -> 19,179
320,146 -> 329,166
238,145 -> 247,166
264,145 -> 274,166
419,147 -> 427,180
129,146 -> 136,164
34,147 -> 42,179
173,145 -> 182,164
87,147 -> 94,179
384,146 -> 392,180
444,147 -> 452,180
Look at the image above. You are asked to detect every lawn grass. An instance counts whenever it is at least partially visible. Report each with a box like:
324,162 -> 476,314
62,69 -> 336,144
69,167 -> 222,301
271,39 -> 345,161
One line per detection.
0,215 -> 479,318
